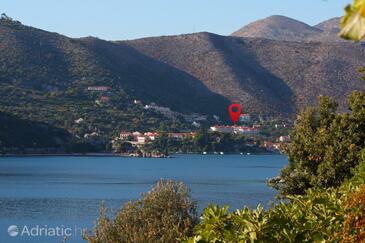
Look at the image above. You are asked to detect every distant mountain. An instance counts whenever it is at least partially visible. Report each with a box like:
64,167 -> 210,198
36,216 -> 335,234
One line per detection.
126,32 -> 365,115
0,17 -> 232,139
0,14 -> 364,138
0,19 -> 229,117
231,15 -> 344,42
125,32 -> 295,116
231,15 -> 321,42
315,17 -> 342,34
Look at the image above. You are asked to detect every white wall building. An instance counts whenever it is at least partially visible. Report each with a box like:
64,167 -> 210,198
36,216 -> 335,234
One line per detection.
210,126 -> 234,133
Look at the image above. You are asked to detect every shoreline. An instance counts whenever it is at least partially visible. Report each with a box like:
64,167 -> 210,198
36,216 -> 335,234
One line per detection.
0,152 -> 128,158
0,151 -> 280,157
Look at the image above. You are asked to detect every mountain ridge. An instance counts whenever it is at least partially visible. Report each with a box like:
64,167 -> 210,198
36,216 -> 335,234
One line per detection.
231,15 -> 343,42
0,14 -> 364,135
126,31 -> 364,115
0,19 -> 229,117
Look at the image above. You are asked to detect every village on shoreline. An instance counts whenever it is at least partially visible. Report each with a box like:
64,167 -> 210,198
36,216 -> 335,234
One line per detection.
111,122 -> 291,157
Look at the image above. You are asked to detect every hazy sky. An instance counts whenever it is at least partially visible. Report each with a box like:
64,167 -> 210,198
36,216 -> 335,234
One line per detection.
2,0 -> 352,40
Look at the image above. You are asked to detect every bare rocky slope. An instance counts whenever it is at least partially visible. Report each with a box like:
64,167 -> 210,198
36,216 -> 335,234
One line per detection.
126,32 -> 365,115
231,15 -> 344,42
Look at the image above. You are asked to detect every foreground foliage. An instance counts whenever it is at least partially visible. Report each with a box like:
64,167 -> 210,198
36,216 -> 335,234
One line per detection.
269,91 -> 365,196
85,161 -> 365,243
85,179 -> 198,243
186,160 -> 365,243
341,0 -> 365,40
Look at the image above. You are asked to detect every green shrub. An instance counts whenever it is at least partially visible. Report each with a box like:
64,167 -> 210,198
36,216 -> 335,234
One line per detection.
85,179 -> 198,243
188,158 -> 365,243
270,92 -> 365,197
187,204 -> 269,243
266,188 -> 345,242
347,148 -> 365,187
187,188 -> 346,243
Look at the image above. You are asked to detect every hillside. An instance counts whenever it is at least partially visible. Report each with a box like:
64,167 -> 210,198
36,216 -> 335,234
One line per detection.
0,18 -> 229,116
231,15 -> 343,42
0,15 -> 364,140
231,15 -> 322,42
125,33 -> 295,116
0,112 -> 70,152
126,33 -> 365,115
315,17 -> 342,34
0,17 -> 230,139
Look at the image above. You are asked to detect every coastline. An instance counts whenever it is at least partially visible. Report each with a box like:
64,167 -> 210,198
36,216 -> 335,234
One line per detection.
0,151 -> 280,158
0,152 -> 129,158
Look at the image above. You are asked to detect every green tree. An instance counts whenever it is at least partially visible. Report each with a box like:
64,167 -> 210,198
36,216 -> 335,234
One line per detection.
187,188 -> 347,243
149,133 -> 170,155
193,128 -> 210,152
269,93 -> 365,196
85,179 -> 198,243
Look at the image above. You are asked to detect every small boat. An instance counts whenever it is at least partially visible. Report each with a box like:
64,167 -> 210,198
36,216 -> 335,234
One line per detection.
220,152 -> 224,155
203,152 -> 207,155
246,153 -> 251,155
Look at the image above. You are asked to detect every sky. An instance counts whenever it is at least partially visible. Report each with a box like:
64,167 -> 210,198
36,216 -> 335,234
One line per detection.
1,0 -> 352,40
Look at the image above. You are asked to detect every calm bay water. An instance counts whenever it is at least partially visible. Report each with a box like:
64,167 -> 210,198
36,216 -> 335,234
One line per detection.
0,154 -> 287,243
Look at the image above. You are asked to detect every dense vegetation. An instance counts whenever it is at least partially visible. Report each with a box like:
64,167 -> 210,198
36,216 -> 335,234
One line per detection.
86,161 -> 365,243
187,169 -> 365,242
0,82 -> 197,153
85,180 -> 198,243
0,82 -> 191,135
269,92 -> 365,196
0,111 -> 70,153
141,129 -> 267,155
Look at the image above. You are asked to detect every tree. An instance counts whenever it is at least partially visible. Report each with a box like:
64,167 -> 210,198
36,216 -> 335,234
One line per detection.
148,133 -> 170,155
193,128 -> 210,152
85,179 -> 198,243
269,93 -> 365,196
113,141 -> 133,153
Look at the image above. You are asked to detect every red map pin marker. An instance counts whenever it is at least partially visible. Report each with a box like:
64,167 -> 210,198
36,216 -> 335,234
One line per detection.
228,104 -> 241,125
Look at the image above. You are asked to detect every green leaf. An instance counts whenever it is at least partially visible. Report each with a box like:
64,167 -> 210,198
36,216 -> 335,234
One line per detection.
341,0 -> 365,41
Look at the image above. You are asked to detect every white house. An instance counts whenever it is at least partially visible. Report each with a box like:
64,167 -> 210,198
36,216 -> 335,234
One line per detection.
279,136 -> 291,142
234,126 -> 259,135
137,136 -> 147,144
239,114 -> 251,122
210,126 -> 234,133
120,131 -> 133,140
144,132 -> 159,141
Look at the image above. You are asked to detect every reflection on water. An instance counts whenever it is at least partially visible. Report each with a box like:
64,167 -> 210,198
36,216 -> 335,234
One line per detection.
0,154 -> 287,243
